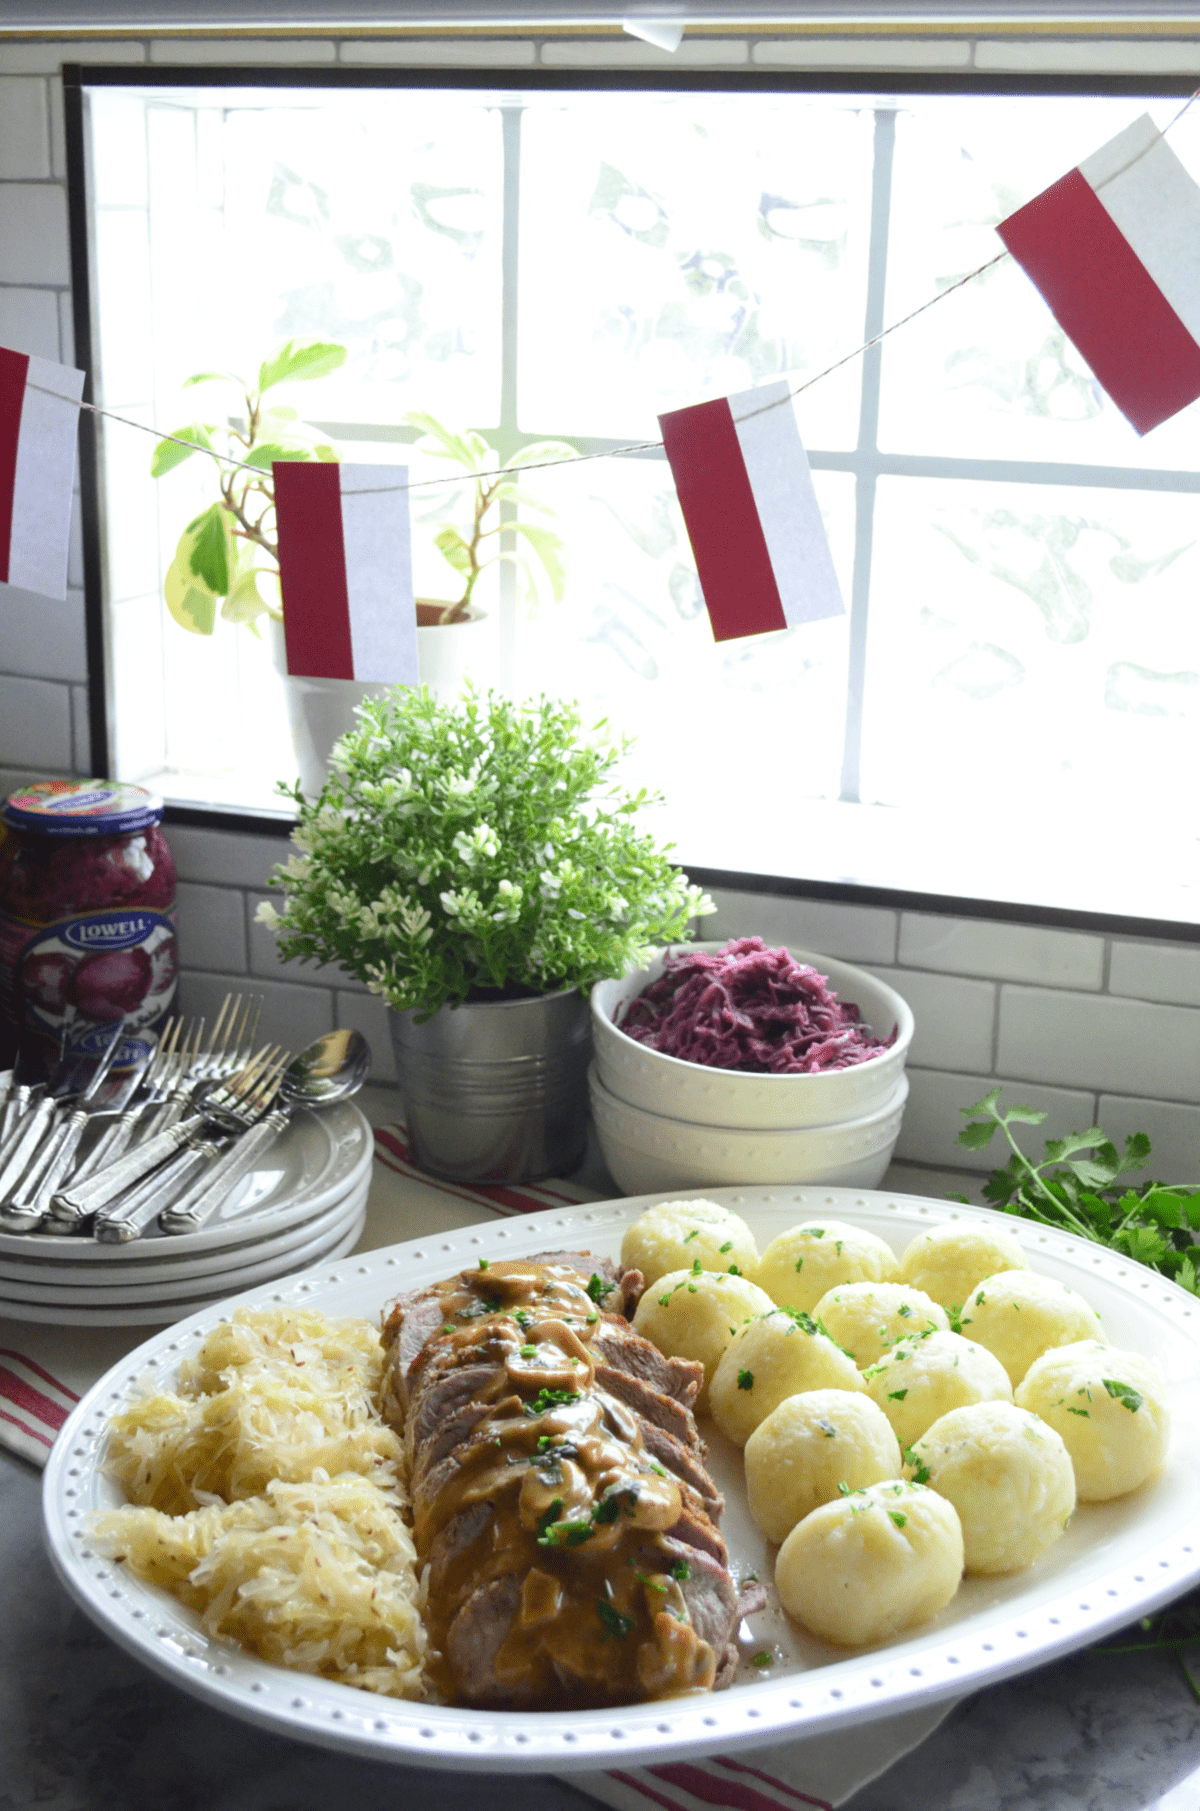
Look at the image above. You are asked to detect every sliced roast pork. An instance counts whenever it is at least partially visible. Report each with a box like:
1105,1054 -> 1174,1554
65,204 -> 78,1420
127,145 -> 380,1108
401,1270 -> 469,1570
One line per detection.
380,1250 -> 742,1709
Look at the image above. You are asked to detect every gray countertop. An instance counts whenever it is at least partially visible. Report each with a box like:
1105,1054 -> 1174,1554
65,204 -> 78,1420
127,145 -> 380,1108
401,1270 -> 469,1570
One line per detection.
4,1446 -> 1199,1811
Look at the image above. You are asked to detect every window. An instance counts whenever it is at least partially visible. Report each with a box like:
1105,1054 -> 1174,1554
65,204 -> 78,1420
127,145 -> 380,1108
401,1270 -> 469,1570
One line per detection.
75,69 -> 1200,928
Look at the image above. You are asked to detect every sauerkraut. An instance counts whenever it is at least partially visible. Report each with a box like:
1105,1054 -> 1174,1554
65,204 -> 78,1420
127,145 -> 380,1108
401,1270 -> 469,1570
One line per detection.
91,1306 -> 425,1699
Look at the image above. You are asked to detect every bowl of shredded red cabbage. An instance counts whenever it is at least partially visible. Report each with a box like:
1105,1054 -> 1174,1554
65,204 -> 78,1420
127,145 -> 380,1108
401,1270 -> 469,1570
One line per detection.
591,939 -> 913,1131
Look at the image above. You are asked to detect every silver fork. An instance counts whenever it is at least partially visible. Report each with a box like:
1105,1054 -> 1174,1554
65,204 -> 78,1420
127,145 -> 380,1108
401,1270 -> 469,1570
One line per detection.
53,1044 -> 290,1225
95,1048 -> 291,1243
0,1026 -> 127,1232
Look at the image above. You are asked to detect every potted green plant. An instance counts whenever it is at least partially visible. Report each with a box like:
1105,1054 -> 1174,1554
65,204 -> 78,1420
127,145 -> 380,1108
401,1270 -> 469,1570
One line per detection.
257,685 -> 715,1183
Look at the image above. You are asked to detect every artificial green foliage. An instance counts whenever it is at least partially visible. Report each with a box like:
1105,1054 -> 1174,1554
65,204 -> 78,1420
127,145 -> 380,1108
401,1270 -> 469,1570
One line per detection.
953,1088 -> 1200,1296
149,338 -> 348,635
259,685 -> 715,1016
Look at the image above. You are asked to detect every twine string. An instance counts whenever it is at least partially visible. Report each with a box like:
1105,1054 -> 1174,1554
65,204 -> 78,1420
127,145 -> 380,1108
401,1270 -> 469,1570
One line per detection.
25,89 -> 1199,497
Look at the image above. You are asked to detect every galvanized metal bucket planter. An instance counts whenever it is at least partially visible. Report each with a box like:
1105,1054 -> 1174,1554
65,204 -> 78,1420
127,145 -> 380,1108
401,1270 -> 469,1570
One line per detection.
388,986 -> 592,1184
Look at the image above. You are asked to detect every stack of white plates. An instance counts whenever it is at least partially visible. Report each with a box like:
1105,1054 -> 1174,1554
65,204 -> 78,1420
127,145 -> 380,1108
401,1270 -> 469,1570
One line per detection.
0,1102 -> 374,1326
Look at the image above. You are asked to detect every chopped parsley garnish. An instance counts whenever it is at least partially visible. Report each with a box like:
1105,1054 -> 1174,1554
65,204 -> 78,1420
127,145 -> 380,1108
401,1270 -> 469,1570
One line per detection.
1104,1378 -> 1144,1413
671,1560 -> 691,1581
692,1258 -> 703,1275
720,1241 -> 733,1254
898,1303 -> 913,1318
516,1309 -> 532,1328
535,1498 -> 565,1536
658,1293 -> 672,1307
888,1389 -> 908,1401
478,1257 -> 490,1270
1066,1406 -> 1090,1418
442,1323 -> 455,1334
537,1434 -> 555,1450
835,1241 -> 843,1256
597,1599 -> 636,1639
887,1510 -> 908,1529
728,1264 -> 741,1276
751,1652 -> 771,1668
781,1306 -> 819,1335
810,1228 -> 825,1238
903,1446 -> 932,1486
648,1461 -> 667,1478
816,1419 -> 837,1438
794,1257 -> 804,1272
684,1229 -> 699,1243
519,1344 -> 538,1358
593,1495 -> 622,1525
587,1273 -> 615,1304
526,1388 -> 581,1417
737,1369 -> 754,1391
539,1518 -> 595,1549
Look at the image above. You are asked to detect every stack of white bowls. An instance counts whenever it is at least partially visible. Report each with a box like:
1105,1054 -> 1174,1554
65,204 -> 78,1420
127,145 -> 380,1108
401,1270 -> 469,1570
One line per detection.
589,945 -> 913,1196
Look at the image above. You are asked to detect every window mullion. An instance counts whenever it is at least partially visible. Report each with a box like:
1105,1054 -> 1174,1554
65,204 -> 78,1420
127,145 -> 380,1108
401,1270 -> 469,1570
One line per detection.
839,104 -> 896,806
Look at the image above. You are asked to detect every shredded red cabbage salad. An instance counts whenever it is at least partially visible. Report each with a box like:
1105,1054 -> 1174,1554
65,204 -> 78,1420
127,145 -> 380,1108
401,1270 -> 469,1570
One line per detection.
618,936 -> 897,1075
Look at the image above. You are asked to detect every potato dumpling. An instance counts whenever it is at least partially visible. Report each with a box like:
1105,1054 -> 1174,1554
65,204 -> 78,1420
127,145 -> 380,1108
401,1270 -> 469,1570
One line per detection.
900,1222 -> 1029,1312
908,1400 -> 1076,1575
814,1281 -> 949,1368
1015,1339 -> 1171,1502
756,1220 -> 900,1312
775,1480 -> 963,1647
745,1389 -> 902,1544
708,1307 -> 864,1446
863,1330 -> 1013,1450
633,1267 -> 774,1410
620,1198 -> 758,1289
959,1270 -> 1104,1386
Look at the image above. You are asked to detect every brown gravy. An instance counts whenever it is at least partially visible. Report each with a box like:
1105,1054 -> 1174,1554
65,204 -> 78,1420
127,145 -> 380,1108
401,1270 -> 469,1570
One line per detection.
407,1259 -> 717,1707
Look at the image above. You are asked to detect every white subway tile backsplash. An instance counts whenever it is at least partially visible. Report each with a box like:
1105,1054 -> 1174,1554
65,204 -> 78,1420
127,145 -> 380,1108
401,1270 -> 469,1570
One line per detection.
899,912 -> 1103,990
895,1066 -> 1096,1175
704,888 -> 896,964
974,38 -> 1200,72
0,78 -> 50,178
247,890 -> 367,990
57,289 -> 74,364
48,71 -> 65,180
753,36 -> 970,67
178,971 -> 334,1053
148,38 -> 337,63
868,967 -> 996,1074
175,882 -> 248,975
0,41 -> 148,74
1096,1093 -> 1200,1187
999,986 -> 1200,1104
0,284 -> 61,361
335,988 -> 397,1083
0,674 -> 72,770
0,584 -> 86,680
69,684 -> 89,773
0,184 -> 70,284
167,824 -> 291,891
340,38 -> 536,65
540,37 -> 748,66
1110,939 -> 1200,1009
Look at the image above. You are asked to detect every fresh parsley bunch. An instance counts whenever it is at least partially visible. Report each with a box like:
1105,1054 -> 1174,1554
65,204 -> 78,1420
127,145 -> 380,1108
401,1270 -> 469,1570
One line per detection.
953,1088 -> 1200,1297
260,685 -> 714,1017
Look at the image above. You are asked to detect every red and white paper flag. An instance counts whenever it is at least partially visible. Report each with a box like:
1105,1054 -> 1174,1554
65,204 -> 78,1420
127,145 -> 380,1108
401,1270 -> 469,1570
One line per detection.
273,461 -> 418,683
998,114 -> 1200,435
659,380 -> 844,643
0,345 -> 84,602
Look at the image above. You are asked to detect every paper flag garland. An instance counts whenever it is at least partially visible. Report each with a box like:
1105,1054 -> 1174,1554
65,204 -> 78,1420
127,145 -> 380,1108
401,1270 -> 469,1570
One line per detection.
0,345 -> 84,602
659,380 -> 844,643
999,114 -> 1200,436
273,461 -> 418,684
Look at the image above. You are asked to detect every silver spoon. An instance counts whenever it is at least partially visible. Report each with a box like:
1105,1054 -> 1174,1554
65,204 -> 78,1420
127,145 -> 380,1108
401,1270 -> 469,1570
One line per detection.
103,1029 -> 371,1242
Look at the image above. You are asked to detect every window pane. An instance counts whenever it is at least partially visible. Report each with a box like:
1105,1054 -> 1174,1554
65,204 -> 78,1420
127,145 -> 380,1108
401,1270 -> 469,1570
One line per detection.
860,474 -> 1200,838
518,93 -> 872,448
879,96 -> 1200,470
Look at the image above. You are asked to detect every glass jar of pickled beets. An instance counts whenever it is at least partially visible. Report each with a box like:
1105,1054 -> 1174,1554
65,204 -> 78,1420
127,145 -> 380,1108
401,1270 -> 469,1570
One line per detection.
0,781 -> 177,1080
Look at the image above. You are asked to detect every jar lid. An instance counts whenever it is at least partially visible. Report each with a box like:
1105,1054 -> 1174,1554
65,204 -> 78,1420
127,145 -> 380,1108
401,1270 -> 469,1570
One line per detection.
1,780 -> 165,837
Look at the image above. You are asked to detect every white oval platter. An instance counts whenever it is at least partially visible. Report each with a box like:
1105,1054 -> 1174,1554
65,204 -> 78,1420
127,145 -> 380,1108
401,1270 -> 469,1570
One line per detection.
0,1103 -> 373,1264
42,1185 -> 1200,1774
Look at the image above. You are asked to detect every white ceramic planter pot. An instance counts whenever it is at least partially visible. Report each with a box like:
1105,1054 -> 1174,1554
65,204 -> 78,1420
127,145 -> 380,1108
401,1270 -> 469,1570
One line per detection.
270,606 -> 493,797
